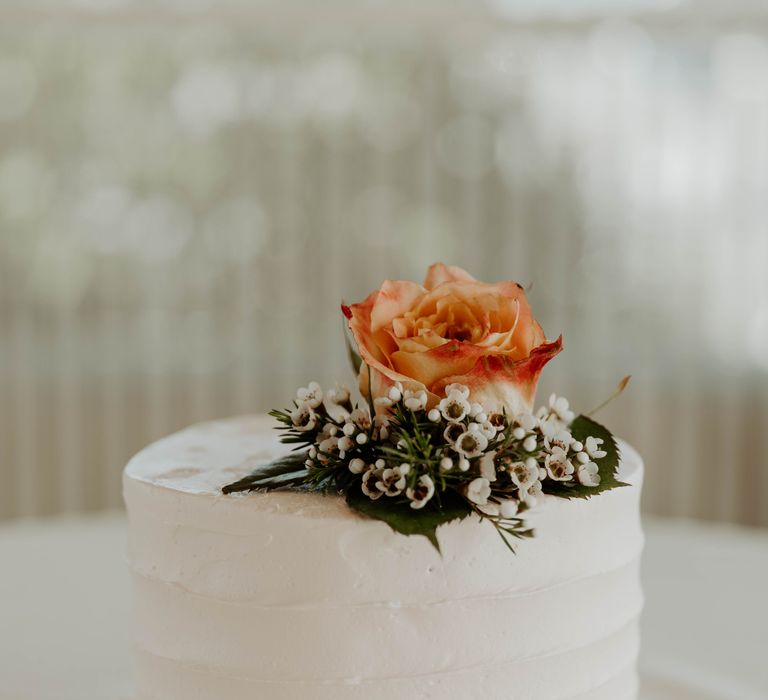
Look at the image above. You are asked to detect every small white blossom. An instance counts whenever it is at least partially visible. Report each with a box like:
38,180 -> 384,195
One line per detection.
316,438 -> 337,464
407,475 -> 435,509
458,457 -> 471,471
376,466 -> 408,496
308,446 -> 318,459
508,460 -> 543,507
374,459 -> 386,469
500,500 -> 519,518
337,436 -> 354,452
362,469 -> 386,499
475,412 -> 488,424
374,415 -> 390,440
585,436 -> 607,460
324,384 -> 351,421
443,422 -> 465,445
454,430 -> 488,458
543,428 -> 572,453
477,502 -> 500,517
342,422 -> 356,437
374,382 -> 403,409
317,423 -> 338,440
547,394 -> 575,424
403,389 -> 428,412
577,461 -> 601,487
479,451 -> 497,482
398,462 -> 411,475
469,402 -> 484,418
296,381 -> 323,409
466,477 -> 492,505
348,458 -> 366,474
304,458 -> 315,469
356,433 -> 368,445
427,408 -> 441,422
325,384 -> 350,406
524,456 -> 546,481
509,460 -> 538,491
444,383 -> 470,399
512,427 -> 526,441
290,404 -> 317,432
439,391 -> 471,422
350,407 -> 372,430
538,416 -> 563,441
522,435 -> 537,453
523,480 -> 543,507
516,413 -> 538,432
571,440 -> 583,453
545,447 -> 575,482
324,402 -> 350,423
488,413 -> 506,432
478,420 -> 497,440
440,456 -> 454,471
576,451 -> 590,464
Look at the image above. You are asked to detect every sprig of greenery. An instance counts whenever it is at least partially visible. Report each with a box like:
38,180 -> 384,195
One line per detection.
222,384 -> 627,555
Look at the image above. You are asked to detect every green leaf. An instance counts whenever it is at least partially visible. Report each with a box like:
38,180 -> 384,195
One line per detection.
343,320 -> 363,377
222,452 -> 309,494
345,487 -> 473,553
542,414 -> 628,499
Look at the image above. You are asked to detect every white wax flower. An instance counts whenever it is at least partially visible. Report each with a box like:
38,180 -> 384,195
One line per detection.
362,469 -> 384,500
544,447 -> 575,482
296,381 -> 323,409
438,391 -> 471,422
376,467 -> 408,497
290,404 -> 317,432
477,502 -> 500,517
500,500 -> 519,518
585,436 -> 607,459
479,451 -> 497,482
403,389 -> 428,412
454,429 -> 488,459
547,394 -> 574,424
466,477 -> 492,506
577,461 -> 601,487
406,475 -> 435,510
444,383 -> 470,399
348,458 -> 366,474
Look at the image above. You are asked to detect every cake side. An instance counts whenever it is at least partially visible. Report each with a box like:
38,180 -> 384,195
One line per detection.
124,415 -> 644,700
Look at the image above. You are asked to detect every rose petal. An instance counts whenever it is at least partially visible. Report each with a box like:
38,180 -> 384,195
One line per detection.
390,341 -> 486,391
423,262 -> 477,289
369,280 -> 425,332
432,336 -> 563,415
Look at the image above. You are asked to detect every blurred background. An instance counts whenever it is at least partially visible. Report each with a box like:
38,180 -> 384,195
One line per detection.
0,0 -> 766,529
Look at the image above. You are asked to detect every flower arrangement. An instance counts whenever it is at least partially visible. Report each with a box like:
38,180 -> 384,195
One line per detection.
224,263 -> 628,552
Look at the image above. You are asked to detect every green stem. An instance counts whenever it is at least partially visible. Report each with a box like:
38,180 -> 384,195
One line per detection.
586,375 -> 631,417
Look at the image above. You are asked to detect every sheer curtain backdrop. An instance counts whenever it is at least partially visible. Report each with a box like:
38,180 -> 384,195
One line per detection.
0,0 -> 766,527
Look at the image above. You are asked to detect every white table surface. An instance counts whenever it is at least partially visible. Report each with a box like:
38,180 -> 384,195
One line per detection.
0,514 -> 766,700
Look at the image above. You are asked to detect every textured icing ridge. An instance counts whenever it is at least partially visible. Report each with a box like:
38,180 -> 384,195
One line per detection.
124,415 -> 644,700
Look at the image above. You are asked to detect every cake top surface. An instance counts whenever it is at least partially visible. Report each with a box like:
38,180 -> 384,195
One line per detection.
124,414 -> 645,598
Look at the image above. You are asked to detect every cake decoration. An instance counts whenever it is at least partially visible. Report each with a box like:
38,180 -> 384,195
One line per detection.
224,263 -> 629,552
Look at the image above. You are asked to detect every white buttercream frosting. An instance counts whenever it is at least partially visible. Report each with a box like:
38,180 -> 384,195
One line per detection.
124,415 -> 644,700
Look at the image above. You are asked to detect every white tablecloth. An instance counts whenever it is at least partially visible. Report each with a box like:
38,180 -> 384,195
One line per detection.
1,514 -> 766,700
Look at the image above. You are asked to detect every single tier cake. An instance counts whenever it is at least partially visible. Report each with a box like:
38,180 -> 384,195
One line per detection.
124,415 -> 644,700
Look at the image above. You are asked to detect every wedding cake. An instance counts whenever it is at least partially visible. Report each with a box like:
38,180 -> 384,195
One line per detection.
124,263 -> 644,699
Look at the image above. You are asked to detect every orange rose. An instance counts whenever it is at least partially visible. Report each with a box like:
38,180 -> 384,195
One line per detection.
343,263 -> 562,416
